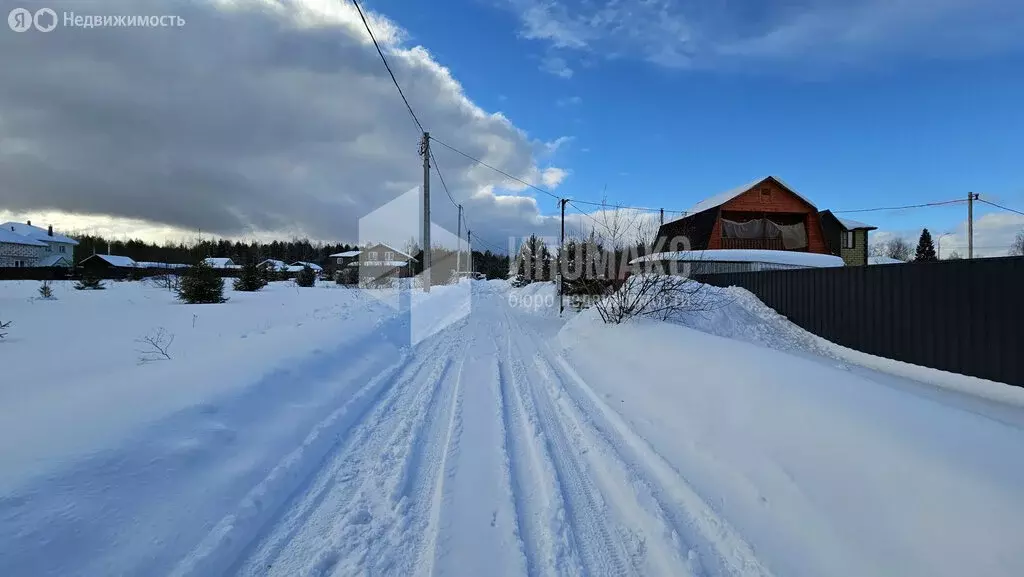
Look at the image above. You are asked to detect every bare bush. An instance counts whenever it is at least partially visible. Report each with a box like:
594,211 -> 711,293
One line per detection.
0,320 -> 10,339
136,327 -> 174,363
148,273 -> 182,292
594,274 -> 715,324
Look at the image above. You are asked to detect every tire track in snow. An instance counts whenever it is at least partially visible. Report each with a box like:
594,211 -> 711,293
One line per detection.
426,311 -> 527,577
531,334 -> 774,577
502,307 -> 638,577
414,344 -> 466,577
212,320 -> 468,577
497,311 -> 586,577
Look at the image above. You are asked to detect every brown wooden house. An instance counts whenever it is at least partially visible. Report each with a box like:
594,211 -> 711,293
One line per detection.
656,176 -> 829,254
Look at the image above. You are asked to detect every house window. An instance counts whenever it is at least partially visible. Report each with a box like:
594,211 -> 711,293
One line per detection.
59,245 -> 66,253
45,245 -> 52,252
337,257 -> 344,264
369,251 -> 378,260
759,187 -> 773,203
384,251 -> 394,261
843,231 -> 855,249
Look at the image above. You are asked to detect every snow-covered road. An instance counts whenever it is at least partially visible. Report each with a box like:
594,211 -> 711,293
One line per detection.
4,280 -> 1024,576
227,286 -> 765,577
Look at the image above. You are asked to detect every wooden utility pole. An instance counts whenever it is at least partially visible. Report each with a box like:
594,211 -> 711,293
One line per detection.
559,198 -> 567,317
421,132 -> 431,292
467,230 -> 472,273
968,192 -> 979,259
456,204 -> 463,275
659,208 -> 664,226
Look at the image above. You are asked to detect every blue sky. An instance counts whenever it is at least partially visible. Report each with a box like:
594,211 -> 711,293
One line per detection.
2,0 -> 1022,256
373,0 -> 1024,254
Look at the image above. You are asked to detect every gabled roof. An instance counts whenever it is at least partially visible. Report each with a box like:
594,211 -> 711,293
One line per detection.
203,257 -> 235,268
678,176 -> 817,218
82,254 -> 137,268
362,243 -> 418,262
0,222 -> 79,245
37,254 -> 73,267
0,227 -> 48,247
329,250 -> 361,258
291,261 -> 323,271
836,217 -> 877,231
257,259 -> 288,269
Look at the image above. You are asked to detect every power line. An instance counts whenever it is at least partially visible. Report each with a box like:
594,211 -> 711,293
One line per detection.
430,136 -> 563,201
833,198 -> 966,214
978,199 -> 1024,217
349,0 -> 424,135
429,149 -> 459,208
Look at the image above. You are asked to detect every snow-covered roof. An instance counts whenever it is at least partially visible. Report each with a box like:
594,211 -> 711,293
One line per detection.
348,260 -> 411,268
868,256 -> 905,265
257,259 -> 287,269
85,254 -> 138,268
203,257 -> 235,268
329,250 -> 361,258
291,261 -> 323,271
673,176 -> 816,220
0,227 -> 48,247
630,249 -> 845,269
0,222 -> 79,245
364,243 -> 418,262
36,254 -> 73,267
837,217 -> 877,230
136,261 -> 190,269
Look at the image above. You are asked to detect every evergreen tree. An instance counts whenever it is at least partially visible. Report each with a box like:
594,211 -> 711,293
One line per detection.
74,273 -> 105,290
38,281 -> 54,299
295,265 -> 317,287
234,262 -> 268,292
915,228 -> 938,262
177,261 -> 227,303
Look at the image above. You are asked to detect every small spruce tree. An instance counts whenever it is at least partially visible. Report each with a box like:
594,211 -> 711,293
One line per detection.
234,262 -> 268,292
177,261 -> 227,303
74,273 -> 105,290
915,228 -> 938,262
38,281 -> 54,299
295,265 -> 316,287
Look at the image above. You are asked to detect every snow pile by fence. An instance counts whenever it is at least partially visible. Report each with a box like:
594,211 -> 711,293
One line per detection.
561,277 -> 1024,404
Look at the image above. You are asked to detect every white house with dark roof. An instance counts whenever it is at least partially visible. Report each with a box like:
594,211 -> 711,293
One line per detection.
0,220 -> 80,267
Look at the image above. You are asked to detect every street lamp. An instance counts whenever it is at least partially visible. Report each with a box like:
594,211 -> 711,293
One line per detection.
937,232 -> 954,260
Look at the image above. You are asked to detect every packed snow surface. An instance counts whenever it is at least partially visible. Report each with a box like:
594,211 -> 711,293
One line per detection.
2,279 -> 1023,576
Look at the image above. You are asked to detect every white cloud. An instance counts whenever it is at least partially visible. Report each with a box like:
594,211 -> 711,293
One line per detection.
0,0 -> 569,251
541,167 -> 570,188
539,55 -> 574,78
873,211 -> 1024,258
503,0 -> 1024,70
543,136 -> 574,154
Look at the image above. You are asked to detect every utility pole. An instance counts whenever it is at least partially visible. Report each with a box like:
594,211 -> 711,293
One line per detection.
659,208 -> 664,227
467,230 -> 472,274
456,204 -> 463,275
421,132 -> 432,292
559,198 -> 567,317
968,192 -> 978,260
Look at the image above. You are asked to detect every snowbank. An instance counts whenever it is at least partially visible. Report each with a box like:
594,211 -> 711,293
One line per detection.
0,280 -> 397,491
562,279 -> 1024,408
556,293 -> 1024,577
